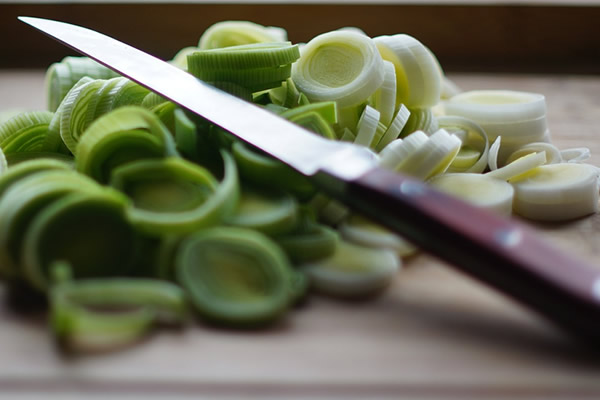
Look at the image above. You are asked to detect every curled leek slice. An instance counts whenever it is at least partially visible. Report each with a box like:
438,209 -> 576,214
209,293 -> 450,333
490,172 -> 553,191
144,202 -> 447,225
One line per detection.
175,226 -> 294,326
438,115 -> 489,173
22,190 -> 140,291
0,169 -> 103,279
198,21 -> 287,50
561,147 -> 591,164
0,111 -> 54,156
75,106 -> 178,183
300,240 -> 400,299
505,142 -> 562,165
45,56 -> 119,112
374,34 -> 442,108
292,30 -> 384,108
110,152 -> 239,235
428,173 -> 515,216
511,163 -> 600,221
225,185 -> 298,236
51,270 -> 187,352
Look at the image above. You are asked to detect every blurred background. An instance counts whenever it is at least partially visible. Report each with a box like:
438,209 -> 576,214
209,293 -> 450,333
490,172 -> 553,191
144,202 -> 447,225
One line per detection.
1,0 -> 599,74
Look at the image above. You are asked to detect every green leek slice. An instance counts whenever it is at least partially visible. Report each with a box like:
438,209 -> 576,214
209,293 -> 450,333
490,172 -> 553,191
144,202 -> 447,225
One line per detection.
275,209 -> 339,264
292,30 -> 384,108
110,152 -> 239,235
22,190 -> 140,291
0,158 -> 71,197
0,169 -> 103,279
51,269 -> 187,352
232,141 -> 315,200
225,185 -> 298,236
187,42 -> 300,70
175,226 -> 294,326
0,111 -> 54,156
75,106 -> 178,183
198,21 -> 287,50
45,56 -> 119,112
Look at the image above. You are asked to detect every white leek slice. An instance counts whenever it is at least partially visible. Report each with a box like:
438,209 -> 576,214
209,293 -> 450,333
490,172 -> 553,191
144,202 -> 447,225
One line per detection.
488,136 -> 502,171
511,163 -> 600,221
378,130 -> 429,170
292,30 -> 384,108
486,151 -> 547,181
369,60 -> 397,126
444,90 -> 547,124
506,142 -> 562,165
428,173 -> 515,216
354,105 -> 381,147
198,21 -> 287,50
300,240 -> 400,298
338,214 -> 417,257
375,104 -> 410,152
561,147 -> 591,164
438,115 -> 489,173
396,129 -> 461,180
374,34 -> 442,108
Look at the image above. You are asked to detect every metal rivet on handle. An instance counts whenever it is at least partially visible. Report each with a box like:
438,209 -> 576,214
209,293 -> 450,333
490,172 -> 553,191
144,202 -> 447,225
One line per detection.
400,181 -> 428,198
494,228 -> 523,248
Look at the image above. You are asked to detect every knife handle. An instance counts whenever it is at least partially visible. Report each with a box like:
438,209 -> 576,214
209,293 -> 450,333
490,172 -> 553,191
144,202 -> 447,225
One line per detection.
322,166 -> 600,343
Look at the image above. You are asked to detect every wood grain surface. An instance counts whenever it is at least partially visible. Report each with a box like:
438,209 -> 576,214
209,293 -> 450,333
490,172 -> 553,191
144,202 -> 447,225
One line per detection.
0,71 -> 599,399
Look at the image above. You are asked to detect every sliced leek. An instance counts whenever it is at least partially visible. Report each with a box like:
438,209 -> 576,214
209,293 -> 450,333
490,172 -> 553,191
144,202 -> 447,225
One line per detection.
374,34 -> 442,108
300,240 -> 400,299
175,226 -> 294,326
0,169 -> 103,279
51,269 -> 187,352
438,115 -> 489,173
338,214 -> 417,257
22,190 -> 139,291
511,163 -> 600,221
198,21 -> 287,50
429,173 -> 515,216
225,185 -> 298,236
75,106 -> 178,183
110,152 -> 239,235
292,30 -> 384,108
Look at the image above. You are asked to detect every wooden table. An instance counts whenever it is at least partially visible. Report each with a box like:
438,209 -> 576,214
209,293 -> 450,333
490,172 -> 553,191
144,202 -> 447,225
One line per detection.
1,71 -> 599,399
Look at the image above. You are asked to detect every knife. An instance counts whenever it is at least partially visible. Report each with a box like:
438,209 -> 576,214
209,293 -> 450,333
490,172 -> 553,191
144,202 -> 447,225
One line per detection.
19,16 -> 600,344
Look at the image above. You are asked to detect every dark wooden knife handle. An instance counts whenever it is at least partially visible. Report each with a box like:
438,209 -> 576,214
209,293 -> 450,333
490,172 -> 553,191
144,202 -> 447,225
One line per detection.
321,166 -> 600,343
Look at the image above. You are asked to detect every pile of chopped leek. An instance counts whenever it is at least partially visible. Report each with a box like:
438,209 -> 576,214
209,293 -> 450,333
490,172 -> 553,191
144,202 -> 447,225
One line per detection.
0,20 -> 598,353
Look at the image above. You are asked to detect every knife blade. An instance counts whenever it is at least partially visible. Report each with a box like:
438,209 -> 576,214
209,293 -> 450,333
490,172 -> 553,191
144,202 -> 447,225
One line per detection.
19,16 -> 600,344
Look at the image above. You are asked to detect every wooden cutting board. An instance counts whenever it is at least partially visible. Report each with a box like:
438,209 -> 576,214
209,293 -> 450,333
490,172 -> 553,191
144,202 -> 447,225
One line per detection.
0,72 -> 599,399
